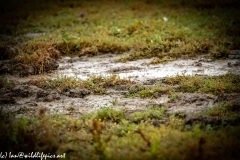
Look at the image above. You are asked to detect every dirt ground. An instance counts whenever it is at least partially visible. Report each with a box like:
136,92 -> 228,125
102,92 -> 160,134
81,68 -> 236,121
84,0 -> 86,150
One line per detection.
1,50 -> 240,124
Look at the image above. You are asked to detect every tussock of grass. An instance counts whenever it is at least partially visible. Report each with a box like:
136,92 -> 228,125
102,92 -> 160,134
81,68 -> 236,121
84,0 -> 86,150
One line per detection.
129,107 -> 167,123
164,73 -> 240,95
204,102 -> 240,120
0,77 -> 15,89
127,84 -> 171,98
39,76 -> 81,93
14,42 -> 61,74
39,75 -> 133,94
83,107 -> 126,123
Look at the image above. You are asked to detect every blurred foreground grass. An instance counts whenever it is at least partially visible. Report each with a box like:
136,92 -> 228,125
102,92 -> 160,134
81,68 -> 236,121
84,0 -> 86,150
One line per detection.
1,107 -> 240,160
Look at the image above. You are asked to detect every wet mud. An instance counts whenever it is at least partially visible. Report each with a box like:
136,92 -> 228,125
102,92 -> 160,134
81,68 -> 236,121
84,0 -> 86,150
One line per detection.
58,53 -> 240,82
0,51 -> 240,123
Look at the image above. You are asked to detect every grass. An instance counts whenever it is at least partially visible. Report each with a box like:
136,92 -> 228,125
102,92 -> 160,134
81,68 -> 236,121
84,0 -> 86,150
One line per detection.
168,91 -> 180,102
1,0 -> 240,71
29,73 -> 239,98
82,107 -> 126,123
204,101 -> 240,121
14,42 -> 61,74
129,106 -> 167,123
0,77 -> 15,89
38,75 -> 133,94
122,73 -> 240,98
127,84 -> 171,98
1,107 -> 240,160
163,73 -> 240,95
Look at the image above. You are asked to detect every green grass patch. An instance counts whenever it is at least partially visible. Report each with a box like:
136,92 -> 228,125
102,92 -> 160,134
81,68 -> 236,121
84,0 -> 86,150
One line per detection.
204,101 -> 240,120
127,84 -> 171,98
1,108 -> 240,159
1,0 -> 240,65
39,75 -> 133,94
168,91 -> 180,102
129,106 -> 167,123
164,73 -> 240,95
33,73 -> 240,96
0,77 -> 15,89
83,107 -> 126,123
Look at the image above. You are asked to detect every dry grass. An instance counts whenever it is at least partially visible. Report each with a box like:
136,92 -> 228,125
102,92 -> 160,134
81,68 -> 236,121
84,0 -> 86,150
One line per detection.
14,42 -> 61,74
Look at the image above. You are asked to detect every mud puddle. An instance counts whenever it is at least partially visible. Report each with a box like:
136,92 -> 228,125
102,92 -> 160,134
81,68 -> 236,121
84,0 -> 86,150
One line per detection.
58,53 -> 240,82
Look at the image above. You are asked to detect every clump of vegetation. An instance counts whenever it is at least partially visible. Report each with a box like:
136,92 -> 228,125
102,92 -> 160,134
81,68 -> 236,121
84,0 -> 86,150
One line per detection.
0,77 -> 15,89
39,76 -> 82,93
127,84 -> 171,98
39,75 -> 133,94
83,107 -> 126,123
204,102 -> 240,121
15,42 -> 61,74
168,91 -> 180,102
164,73 -> 240,95
129,107 -> 167,123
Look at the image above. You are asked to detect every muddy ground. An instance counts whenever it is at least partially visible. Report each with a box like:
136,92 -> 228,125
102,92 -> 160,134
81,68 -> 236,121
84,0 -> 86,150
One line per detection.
0,50 -> 240,124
